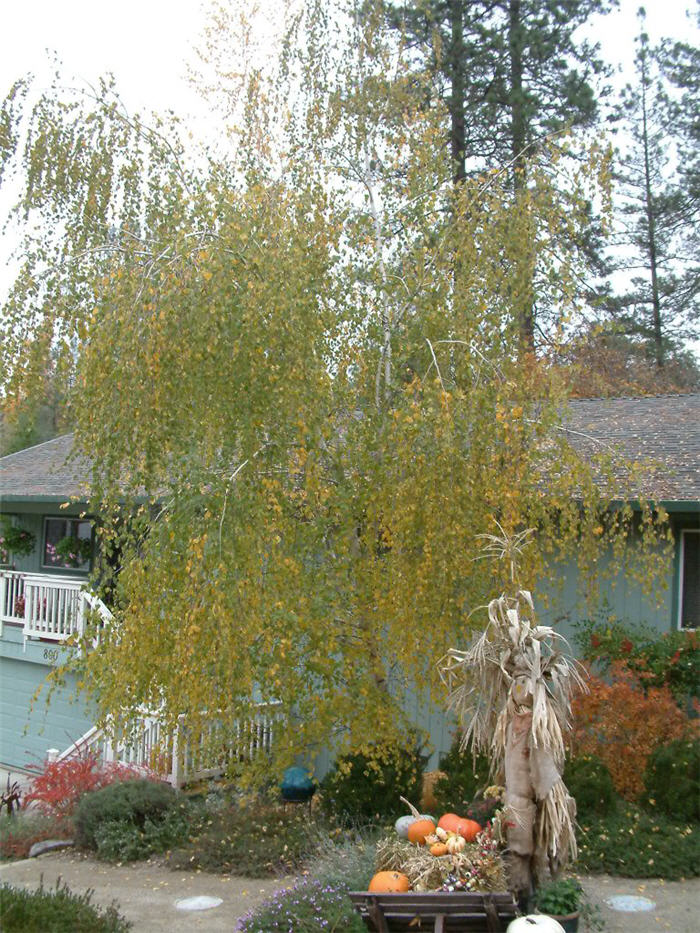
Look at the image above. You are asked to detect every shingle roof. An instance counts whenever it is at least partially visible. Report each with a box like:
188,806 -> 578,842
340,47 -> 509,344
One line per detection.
563,394 -> 700,503
1,394 -> 698,504
0,435 -> 92,502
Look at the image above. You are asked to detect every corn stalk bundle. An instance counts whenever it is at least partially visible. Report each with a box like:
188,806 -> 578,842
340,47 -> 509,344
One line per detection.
439,590 -> 586,893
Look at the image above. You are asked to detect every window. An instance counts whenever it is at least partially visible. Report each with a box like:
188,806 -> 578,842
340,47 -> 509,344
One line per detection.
43,517 -> 93,571
678,529 -> 699,630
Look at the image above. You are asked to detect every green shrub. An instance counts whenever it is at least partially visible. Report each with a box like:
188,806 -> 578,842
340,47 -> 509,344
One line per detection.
631,630 -> 699,706
533,877 -> 603,931
74,779 -> 182,851
236,839 -> 375,932
576,802 -> 700,879
533,876 -> 583,915
319,740 -> 428,825
644,738 -> 700,823
563,754 -> 616,819
0,879 -> 131,932
431,737 -> 492,816
168,799 -> 326,876
94,809 -> 189,862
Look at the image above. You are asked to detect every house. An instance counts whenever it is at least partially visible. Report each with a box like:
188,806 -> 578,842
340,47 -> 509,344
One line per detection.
1,395 -> 698,779
0,435 -> 98,774
549,394 -> 699,640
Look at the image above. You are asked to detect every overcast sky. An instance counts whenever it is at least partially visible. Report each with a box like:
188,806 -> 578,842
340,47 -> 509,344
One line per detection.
3,1 -> 698,122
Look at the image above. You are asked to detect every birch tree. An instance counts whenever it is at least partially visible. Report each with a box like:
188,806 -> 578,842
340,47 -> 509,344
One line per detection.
0,1 -> 673,783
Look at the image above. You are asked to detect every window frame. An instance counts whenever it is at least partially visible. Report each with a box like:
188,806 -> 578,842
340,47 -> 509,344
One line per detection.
41,515 -> 93,573
677,528 -> 699,631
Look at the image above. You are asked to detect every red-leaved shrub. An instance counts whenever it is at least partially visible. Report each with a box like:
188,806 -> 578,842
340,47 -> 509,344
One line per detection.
24,752 -> 148,819
571,661 -> 696,800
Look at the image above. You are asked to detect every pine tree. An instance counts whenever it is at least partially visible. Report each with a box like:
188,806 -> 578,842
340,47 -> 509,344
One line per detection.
604,13 -> 698,370
658,16 -> 700,341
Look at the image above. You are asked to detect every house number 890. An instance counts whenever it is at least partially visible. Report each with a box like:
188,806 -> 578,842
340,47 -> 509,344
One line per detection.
43,649 -> 59,663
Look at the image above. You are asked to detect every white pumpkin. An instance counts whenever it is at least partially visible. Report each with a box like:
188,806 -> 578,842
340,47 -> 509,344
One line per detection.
395,816 -> 416,838
507,917 -> 565,933
394,814 -> 435,838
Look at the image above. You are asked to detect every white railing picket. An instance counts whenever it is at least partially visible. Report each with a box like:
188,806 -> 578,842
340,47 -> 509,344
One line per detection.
0,571 -> 112,648
53,702 -> 282,788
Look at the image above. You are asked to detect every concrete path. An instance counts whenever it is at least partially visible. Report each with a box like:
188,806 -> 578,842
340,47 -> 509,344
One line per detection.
1,851 -> 698,931
0,850 -> 296,931
578,873 -> 700,932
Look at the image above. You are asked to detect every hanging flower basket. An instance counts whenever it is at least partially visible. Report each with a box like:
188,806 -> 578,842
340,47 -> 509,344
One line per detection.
0,520 -> 36,560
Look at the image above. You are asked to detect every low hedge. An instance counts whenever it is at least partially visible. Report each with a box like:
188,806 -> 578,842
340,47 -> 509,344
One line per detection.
0,880 -> 131,932
74,779 -> 184,852
576,803 -> 699,879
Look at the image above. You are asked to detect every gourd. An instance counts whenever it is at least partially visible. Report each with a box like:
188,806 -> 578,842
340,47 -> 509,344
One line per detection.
395,815 -> 417,838
368,871 -> 411,893
456,818 -> 481,843
437,813 -> 462,834
446,834 -> 466,854
429,842 -> 448,857
395,796 -> 434,839
506,917 -> 565,932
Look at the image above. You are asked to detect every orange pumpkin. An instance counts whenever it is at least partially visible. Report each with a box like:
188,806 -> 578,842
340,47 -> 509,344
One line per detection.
437,813 -> 461,834
407,818 -> 436,845
456,818 -> 481,843
429,842 -> 448,857
368,871 -> 411,893
437,813 -> 481,842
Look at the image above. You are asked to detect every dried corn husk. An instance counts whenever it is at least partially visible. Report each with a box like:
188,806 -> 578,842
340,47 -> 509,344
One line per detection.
438,587 -> 585,886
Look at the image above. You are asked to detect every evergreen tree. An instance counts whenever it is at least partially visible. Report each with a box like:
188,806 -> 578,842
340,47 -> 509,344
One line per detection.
658,14 -> 700,342
604,13 -> 698,369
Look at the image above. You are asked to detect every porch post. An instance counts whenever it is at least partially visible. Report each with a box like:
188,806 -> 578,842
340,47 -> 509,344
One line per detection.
171,718 -> 182,789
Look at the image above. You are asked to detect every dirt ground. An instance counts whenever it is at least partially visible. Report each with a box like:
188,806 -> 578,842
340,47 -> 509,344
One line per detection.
1,850 -> 699,931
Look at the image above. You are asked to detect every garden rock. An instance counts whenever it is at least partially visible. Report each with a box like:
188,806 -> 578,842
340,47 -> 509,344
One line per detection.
28,839 -> 74,858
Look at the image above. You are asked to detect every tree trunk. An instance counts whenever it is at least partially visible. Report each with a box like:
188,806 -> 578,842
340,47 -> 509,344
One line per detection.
448,0 -> 467,186
508,0 -> 535,352
640,47 -> 664,368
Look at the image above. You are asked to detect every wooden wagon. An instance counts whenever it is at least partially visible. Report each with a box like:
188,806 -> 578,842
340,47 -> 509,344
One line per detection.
348,890 -> 520,932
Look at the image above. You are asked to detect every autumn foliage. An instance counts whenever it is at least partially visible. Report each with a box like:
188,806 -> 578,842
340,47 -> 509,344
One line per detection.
24,752 -> 147,819
571,662 -> 695,800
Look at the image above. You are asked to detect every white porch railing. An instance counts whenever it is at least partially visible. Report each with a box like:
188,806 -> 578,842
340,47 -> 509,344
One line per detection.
0,570 -> 112,648
51,703 -> 282,788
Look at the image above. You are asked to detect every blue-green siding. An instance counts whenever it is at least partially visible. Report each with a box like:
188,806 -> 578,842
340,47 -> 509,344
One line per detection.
1,508 -> 695,780
0,625 -> 93,773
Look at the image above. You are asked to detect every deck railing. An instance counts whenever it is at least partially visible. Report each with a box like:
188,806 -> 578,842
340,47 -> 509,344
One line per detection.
51,702 -> 282,788
0,570 -> 112,647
